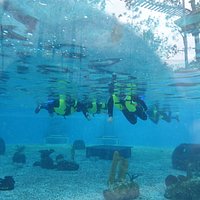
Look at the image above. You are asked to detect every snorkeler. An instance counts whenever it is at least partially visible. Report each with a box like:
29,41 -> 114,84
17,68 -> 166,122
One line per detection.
147,104 -> 179,124
76,100 -> 107,120
35,95 -> 77,117
146,104 -> 160,124
107,94 -> 148,125
159,111 -> 179,123
1,0 -> 38,33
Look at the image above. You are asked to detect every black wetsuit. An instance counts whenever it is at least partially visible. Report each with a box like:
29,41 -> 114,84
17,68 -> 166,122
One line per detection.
77,101 -> 107,120
147,108 -> 159,124
35,99 -> 59,114
108,95 -> 147,125
35,98 -> 76,116
147,106 -> 176,124
76,102 -> 90,119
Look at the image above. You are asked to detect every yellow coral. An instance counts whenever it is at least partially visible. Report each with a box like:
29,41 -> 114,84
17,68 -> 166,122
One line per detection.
118,158 -> 128,182
108,151 -> 129,186
108,151 -> 120,185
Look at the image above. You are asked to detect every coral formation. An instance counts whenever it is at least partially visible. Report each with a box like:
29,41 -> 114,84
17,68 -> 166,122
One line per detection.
12,145 -> 26,164
0,176 -> 15,190
33,149 -> 79,171
56,160 -> 79,171
117,157 -> 128,182
0,137 -> 5,155
33,149 -> 55,169
104,151 -> 139,200
71,146 -> 75,161
164,172 -> 200,200
55,153 -> 79,171
108,151 -> 120,185
72,140 -> 86,150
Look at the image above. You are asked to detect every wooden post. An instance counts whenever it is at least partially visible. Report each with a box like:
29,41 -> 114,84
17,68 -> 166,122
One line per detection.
182,0 -> 189,68
194,33 -> 200,61
190,0 -> 200,61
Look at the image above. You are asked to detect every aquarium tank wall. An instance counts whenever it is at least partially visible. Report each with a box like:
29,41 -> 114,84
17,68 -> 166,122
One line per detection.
0,0 -> 200,200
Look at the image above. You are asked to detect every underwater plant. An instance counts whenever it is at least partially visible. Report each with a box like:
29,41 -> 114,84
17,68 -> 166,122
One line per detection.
33,149 -> 55,169
164,171 -> 200,200
55,153 -> 79,171
33,149 -> 79,171
126,173 -> 141,182
0,176 -> 15,191
104,151 -> 139,200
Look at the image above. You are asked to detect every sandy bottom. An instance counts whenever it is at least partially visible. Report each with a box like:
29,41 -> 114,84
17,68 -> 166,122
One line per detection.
0,144 -> 184,200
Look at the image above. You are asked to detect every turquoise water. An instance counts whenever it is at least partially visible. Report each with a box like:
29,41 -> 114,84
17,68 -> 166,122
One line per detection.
0,0 -> 198,146
0,0 -> 199,199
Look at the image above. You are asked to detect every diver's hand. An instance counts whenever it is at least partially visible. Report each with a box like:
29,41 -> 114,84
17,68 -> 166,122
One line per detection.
34,104 -> 41,114
86,114 -> 91,121
108,116 -> 113,123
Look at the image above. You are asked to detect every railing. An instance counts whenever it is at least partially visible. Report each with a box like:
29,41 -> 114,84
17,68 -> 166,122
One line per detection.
129,0 -> 191,16
97,135 -> 119,145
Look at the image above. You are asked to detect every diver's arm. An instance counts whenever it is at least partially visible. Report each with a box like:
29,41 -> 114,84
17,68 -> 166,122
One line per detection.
77,102 -> 91,120
139,99 -> 148,111
35,99 -> 58,114
147,109 -> 159,124
47,99 -> 58,114
133,96 -> 148,111
82,109 -> 91,120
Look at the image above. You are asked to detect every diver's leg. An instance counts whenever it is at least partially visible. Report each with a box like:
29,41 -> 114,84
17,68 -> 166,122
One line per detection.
151,117 -> 159,124
137,99 -> 148,111
107,96 -> 114,117
132,95 -> 148,111
76,102 -> 90,120
147,110 -> 159,124
135,106 -> 147,120
171,115 -> 180,122
35,99 -> 58,114
96,103 -> 101,114
160,112 -> 171,123
122,109 -> 137,125
35,103 -> 47,113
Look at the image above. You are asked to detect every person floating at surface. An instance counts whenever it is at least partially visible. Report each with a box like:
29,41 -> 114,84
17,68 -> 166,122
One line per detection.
107,93 -> 148,125
147,104 -> 179,124
159,111 -> 179,123
35,95 -> 77,117
146,104 -> 160,124
76,100 -> 107,120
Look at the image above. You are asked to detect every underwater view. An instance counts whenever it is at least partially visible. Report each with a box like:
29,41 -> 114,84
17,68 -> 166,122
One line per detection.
1,0 -> 200,199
